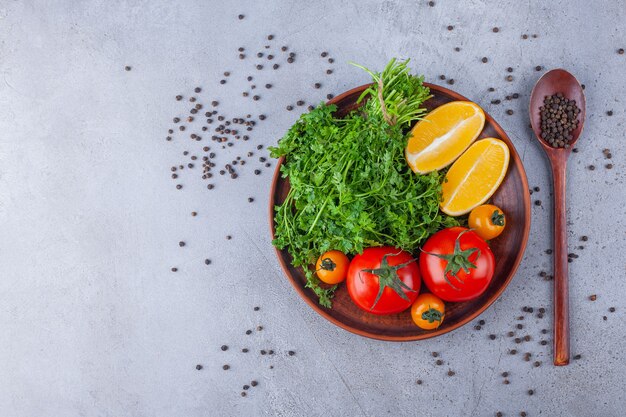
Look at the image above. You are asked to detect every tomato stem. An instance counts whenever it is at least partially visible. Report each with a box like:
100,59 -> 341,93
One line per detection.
420,229 -> 480,291
319,257 -> 336,271
359,251 -> 417,311
422,306 -> 443,324
491,210 -> 505,226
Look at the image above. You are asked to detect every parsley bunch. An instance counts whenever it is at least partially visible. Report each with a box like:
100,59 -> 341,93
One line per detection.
269,59 -> 458,307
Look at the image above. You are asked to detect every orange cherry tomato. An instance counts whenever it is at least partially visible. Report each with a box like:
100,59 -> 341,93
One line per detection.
315,250 -> 349,284
468,204 -> 506,241
411,293 -> 445,330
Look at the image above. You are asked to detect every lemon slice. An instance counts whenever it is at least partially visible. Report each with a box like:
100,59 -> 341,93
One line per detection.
440,138 -> 510,216
405,101 -> 485,174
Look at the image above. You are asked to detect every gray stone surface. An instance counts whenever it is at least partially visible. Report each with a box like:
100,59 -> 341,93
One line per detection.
0,1 -> 625,416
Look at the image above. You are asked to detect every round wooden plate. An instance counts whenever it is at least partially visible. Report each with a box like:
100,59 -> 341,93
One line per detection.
269,83 -> 531,341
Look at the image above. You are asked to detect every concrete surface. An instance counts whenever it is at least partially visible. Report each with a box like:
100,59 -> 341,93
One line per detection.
1,1 -> 625,416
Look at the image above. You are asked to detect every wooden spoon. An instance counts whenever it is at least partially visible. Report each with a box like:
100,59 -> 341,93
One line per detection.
529,69 -> 586,366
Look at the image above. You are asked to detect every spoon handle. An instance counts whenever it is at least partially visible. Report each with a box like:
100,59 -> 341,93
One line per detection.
550,154 -> 570,366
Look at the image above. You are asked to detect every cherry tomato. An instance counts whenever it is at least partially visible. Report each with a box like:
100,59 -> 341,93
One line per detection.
411,293 -> 445,330
315,250 -> 349,284
469,204 -> 506,241
420,227 -> 495,302
346,247 -> 420,315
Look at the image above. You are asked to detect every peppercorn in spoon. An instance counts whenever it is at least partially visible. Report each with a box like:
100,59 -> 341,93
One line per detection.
529,69 -> 586,366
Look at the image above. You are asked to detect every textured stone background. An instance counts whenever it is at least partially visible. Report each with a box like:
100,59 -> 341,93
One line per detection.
0,1 -> 624,416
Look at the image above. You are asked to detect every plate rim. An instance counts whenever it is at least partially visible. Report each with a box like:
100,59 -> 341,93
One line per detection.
268,82 -> 531,341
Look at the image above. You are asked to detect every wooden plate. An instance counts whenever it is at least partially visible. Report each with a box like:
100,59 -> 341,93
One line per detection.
269,83 -> 531,341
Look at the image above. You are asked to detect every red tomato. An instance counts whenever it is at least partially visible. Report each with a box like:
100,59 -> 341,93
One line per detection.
419,227 -> 495,302
347,247 -> 420,315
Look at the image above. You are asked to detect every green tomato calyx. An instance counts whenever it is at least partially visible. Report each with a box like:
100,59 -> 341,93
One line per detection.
491,210 -> 505,226
421,229 -> 480,291
319,257 -> 337,271
422,307 -> 443,323
359,251 -> 417,311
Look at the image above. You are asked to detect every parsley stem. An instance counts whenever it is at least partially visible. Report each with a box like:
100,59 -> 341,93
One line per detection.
306,194 -> 330,235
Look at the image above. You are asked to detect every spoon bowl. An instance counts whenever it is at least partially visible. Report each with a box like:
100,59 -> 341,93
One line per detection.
529,69 -> 586,366
530,69 -> 586,152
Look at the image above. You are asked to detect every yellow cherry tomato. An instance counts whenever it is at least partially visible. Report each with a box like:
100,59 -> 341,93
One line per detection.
315,250 -> 349,284
468,204 -> 506,241
411,293 -> 445,330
